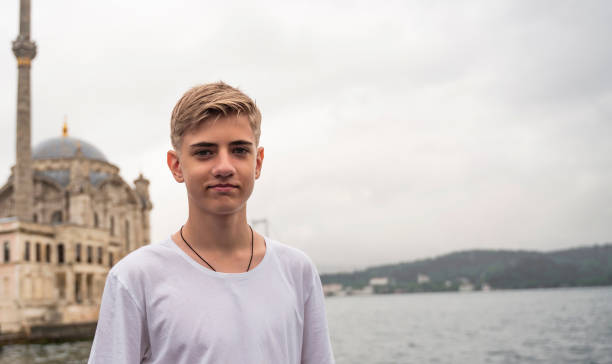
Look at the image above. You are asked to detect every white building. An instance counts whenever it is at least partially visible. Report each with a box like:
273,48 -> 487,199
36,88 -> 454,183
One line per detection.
369,277 -> 389,286
417,274 -> 431,284
0,0 -> 151,335
322,283 -> 343,296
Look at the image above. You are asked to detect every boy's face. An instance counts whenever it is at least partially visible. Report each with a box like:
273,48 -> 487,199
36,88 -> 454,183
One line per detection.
167,114 -> 264,217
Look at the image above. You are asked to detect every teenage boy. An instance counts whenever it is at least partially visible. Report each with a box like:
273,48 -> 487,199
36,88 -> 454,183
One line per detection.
88,82 -> 334,363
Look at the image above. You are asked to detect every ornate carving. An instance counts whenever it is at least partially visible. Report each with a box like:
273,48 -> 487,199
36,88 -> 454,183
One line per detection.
12,34 -> 37,61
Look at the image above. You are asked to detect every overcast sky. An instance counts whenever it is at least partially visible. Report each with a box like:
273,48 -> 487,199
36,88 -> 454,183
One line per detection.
1,1 -> 611,272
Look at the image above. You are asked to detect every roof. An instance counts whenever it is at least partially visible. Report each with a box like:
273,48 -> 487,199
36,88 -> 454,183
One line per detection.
32,136 -> 108,162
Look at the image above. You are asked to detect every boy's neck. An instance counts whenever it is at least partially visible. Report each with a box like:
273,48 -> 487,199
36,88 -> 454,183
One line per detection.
182,208 -> 251,253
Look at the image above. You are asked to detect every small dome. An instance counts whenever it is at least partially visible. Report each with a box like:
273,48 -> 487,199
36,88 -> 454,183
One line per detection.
33,136 -> 108,162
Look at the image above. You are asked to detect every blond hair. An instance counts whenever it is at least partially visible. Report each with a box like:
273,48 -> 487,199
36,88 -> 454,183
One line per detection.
170,82 -> 262,149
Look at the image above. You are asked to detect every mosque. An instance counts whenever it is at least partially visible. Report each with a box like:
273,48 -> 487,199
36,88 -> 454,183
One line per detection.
0,0 -> 152,335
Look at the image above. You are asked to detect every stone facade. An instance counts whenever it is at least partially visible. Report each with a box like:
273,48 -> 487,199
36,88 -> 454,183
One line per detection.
0,0 -> 152,335
0,139 -> 152,333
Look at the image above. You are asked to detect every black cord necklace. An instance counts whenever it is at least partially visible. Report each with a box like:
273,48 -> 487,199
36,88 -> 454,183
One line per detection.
179,225 -> 254,272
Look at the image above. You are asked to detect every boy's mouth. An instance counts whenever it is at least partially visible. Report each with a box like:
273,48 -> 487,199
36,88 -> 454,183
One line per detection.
208,183 -> 238,191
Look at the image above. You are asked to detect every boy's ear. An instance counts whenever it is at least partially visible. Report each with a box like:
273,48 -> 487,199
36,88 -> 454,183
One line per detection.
255,146 -> 264,179
167,150 -> 184,183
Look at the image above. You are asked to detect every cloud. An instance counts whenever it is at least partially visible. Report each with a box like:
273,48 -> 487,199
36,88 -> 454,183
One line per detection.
1,0 -> 611,272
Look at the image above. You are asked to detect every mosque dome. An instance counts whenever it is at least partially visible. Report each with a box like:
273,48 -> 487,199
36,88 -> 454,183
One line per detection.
32,136 -> 108,162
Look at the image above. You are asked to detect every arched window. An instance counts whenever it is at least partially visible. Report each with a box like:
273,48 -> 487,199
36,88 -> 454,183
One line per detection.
3,242 -> 9,263
24,241 -> 31,261
76,243 -> 82,263
56,273 -> 66,299
75,273 -> 82,303
35,243 -> 41,262
57,243 -> 65,264
94,213 -> 99,228
51,211 -> 63,224
86,274 -> 93,300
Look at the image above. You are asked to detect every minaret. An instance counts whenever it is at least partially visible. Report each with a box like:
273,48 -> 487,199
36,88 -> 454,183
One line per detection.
12,0 -> 36,222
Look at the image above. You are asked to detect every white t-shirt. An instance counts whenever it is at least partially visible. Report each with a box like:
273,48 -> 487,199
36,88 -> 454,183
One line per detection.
88,236 -> 334,364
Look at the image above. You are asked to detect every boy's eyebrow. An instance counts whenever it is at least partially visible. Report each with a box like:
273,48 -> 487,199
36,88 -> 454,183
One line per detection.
189,140 -> 253,148
189,142 -> 216,148
229,140 -> 253,146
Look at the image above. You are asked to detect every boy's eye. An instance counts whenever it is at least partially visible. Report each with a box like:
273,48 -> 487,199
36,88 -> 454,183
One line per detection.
233,147 -> 249,154
194,150 -> 213,157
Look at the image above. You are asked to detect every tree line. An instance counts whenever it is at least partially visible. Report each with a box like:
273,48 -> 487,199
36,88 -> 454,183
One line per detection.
320,244 -> 612,293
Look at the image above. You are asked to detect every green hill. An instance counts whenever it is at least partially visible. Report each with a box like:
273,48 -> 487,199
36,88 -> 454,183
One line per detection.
320,244 -> 612,293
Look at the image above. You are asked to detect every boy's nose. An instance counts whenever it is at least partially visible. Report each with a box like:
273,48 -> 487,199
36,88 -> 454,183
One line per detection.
212,150 -> 236,178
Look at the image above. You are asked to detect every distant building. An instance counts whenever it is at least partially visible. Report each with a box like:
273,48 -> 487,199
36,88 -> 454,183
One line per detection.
417,274 -> 430,284
0,0 -> 152,334
458,277 -> 474,292
352,285 -> 374,295
369,277 -> 389,286
322,283 -> 343,296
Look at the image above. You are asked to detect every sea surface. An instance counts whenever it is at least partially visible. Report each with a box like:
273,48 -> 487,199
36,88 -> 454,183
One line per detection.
1,286 -> 611,363
326,287 -> 612,363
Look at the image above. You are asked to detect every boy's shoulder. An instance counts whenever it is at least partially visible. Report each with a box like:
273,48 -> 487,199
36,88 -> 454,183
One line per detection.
266,238 -> 312,262
107,237 -> 177,283
267,238 -> 320,282
269,238 -> 315,267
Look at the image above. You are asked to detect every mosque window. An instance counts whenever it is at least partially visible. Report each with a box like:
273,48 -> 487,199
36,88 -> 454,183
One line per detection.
87,246 -> 93,264
46,244 -> 51,263
56,273 -> 66,299
51,210 -> 63,224
75,273 -> 82,303
3,242 -> 9,263
24,241 -> 31,261
76,243 -> 82,263
57,244 -> 65,264
86,274 -> 93,300
35,243 -> 41,262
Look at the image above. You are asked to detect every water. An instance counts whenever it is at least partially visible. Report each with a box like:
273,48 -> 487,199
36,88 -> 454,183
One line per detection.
1,287 -> 611,363
0,341 -> 91,364
327,287 -> 612,363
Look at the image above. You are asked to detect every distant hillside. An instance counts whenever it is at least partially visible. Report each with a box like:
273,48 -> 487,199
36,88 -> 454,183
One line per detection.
320,244 -> 612,292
